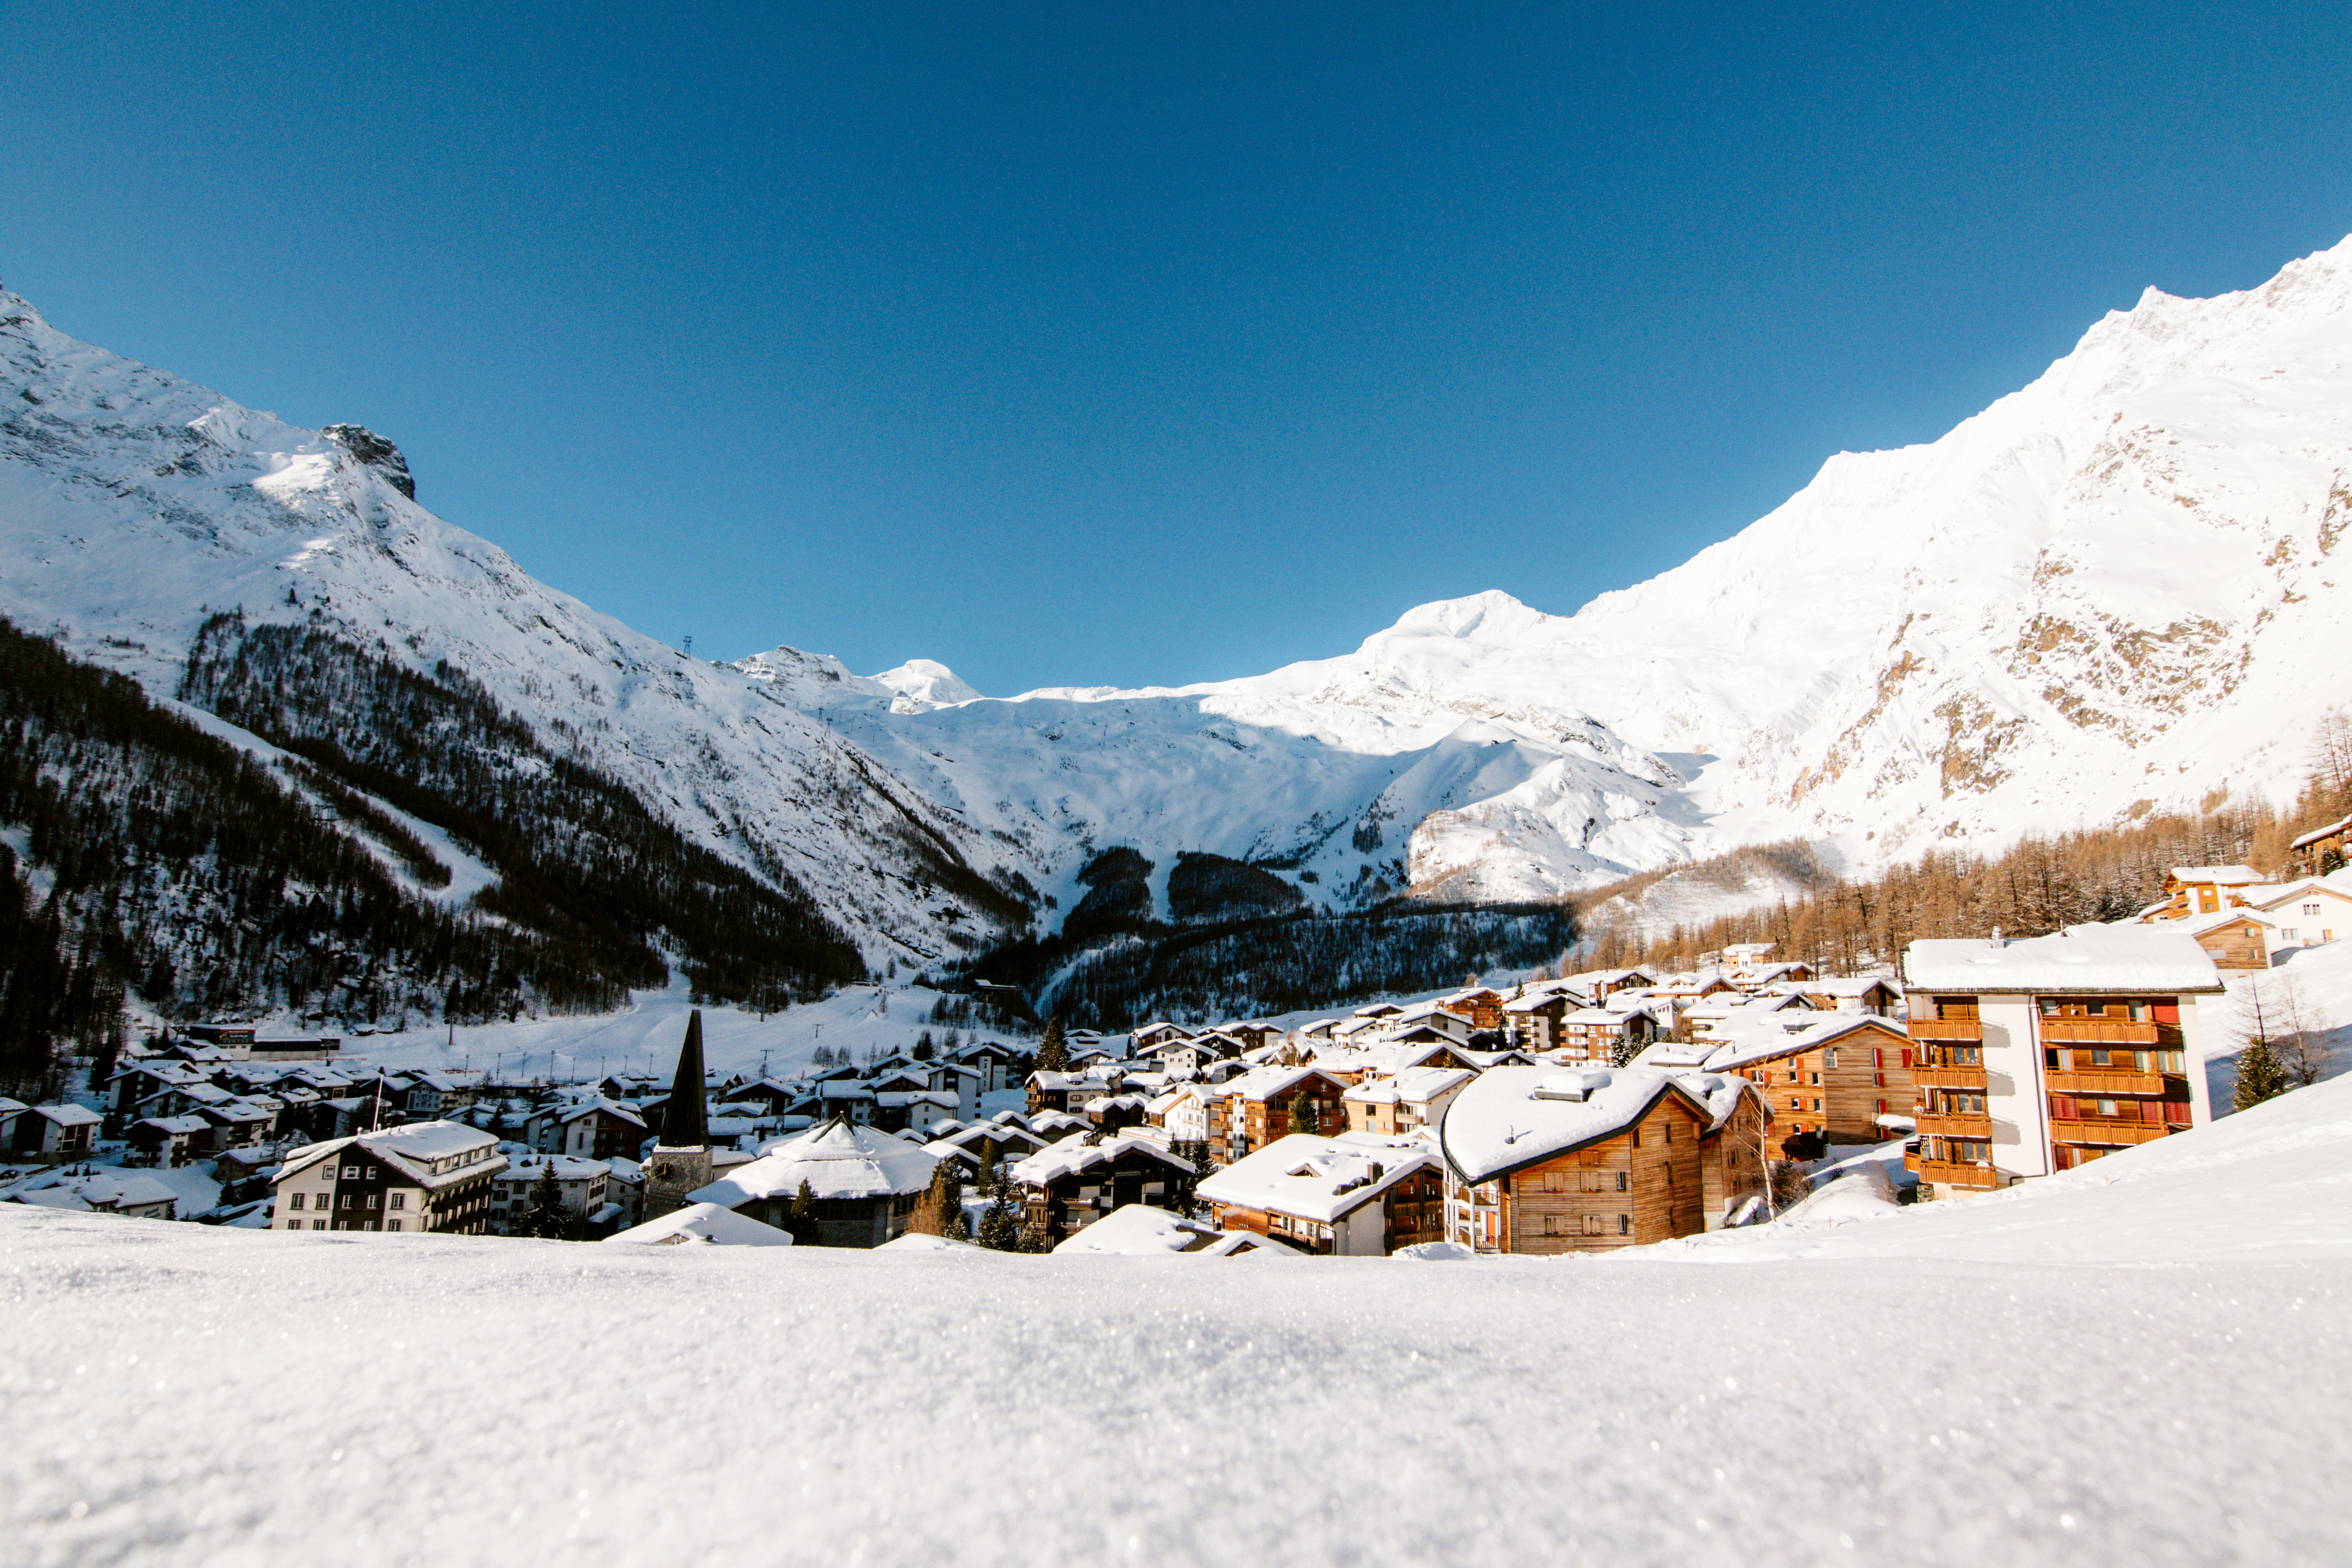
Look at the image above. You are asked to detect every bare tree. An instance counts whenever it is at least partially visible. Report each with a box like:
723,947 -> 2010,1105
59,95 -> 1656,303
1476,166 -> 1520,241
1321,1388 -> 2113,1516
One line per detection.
2259,971 -> 2334,1088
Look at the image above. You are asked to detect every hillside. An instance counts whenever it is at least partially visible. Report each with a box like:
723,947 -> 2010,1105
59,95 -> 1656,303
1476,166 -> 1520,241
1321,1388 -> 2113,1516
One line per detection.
7,1066 -> 2349,1566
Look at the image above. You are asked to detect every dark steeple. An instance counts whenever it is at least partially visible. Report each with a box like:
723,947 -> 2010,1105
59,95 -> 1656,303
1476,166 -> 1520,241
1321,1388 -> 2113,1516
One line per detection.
660,1009 -> 709,1148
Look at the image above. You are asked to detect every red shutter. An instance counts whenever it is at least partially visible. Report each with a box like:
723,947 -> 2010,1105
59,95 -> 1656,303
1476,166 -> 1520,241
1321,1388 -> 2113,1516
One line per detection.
2050,1096 -> 2077,1121
1899,1048 -> 1913,1068
2141,1099 -> 2165,1124
2164,1100 -> 2192,1126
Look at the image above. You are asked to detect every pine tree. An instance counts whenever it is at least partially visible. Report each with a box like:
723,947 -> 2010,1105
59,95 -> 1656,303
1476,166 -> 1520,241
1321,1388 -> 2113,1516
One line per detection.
913,1029 -> 935,1062
1035,1014 -> 1068,1073
2233,1038 -> 2293,1111
519,1163 -> 571,1240
1288,1086 -> 1316,1136
976,1170 -> 1023,1250
787,1177 -> 820,1244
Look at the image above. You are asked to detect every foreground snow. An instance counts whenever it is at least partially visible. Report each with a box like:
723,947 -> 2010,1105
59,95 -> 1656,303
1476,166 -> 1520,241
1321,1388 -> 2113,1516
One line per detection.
8,1076 -> 2352,1564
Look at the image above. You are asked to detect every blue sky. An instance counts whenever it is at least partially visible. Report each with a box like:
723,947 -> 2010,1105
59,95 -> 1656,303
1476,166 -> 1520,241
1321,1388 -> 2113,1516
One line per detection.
9,2 -> 2351,693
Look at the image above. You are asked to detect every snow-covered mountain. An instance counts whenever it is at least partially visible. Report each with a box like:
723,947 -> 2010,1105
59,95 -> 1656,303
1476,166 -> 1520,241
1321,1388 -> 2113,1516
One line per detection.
7,236 -> 2352,969
768,233 -> 2352,919
0,292 -> 1033,970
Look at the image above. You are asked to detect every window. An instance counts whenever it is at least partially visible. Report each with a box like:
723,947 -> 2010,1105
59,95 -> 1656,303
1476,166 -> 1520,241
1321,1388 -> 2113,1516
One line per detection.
387,1220 -> 402,1232
1616,1171 -> 1628,1193
1812,1099 -> 1823,1112
312,1219 -> 326,1230
1825,1049 -> 1839,1069
1618,1215 -> 1631,1236
340,1194 -> 354,1209
2282,928 -> 2299,942
1809,1072 -> 1821,1085
2306,903 -> 2323,917
1541,1215 -> 1558,1236
389,1192 -> 407,1210
342,1165 -> 359,1179
365,1193 -> 380,1210
1789,1096 -> 1802,1110
2091,1049 -> 2112,1068
2096,1099 -> 2119,1117
288,1192 -> 305,1210
1583,1213 -> 1605,1236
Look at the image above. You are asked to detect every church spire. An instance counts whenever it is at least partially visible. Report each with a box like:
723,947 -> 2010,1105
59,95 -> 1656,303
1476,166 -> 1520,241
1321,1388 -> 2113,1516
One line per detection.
661,1009 -> 709,1149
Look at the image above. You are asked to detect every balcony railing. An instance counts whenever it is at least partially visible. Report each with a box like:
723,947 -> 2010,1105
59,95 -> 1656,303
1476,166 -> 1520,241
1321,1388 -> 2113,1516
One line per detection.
2051,1121 -> 2175,1148
1907,1017 -> 1984,1042
1910,1157 -> 2000,1189
2037,1017 -> 2159,1045
1912,1064 -> 1989,1090
1914,1111 -> 1993,1139
2045,1069 -> 2169,1097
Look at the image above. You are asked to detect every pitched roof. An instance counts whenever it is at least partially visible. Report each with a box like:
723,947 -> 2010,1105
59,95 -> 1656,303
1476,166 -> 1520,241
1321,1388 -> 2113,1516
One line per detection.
692,1118 -> 938,1204
602,1201 -> 796,1247
1196,1132 -> 1439,1223
1009,1130 -> 1194,1187
2168,864 -> 2264,885
1440,1067 -> 1710,1185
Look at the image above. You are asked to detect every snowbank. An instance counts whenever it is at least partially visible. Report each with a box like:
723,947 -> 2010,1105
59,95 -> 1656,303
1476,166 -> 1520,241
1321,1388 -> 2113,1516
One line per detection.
9,1072 -> 2352,1564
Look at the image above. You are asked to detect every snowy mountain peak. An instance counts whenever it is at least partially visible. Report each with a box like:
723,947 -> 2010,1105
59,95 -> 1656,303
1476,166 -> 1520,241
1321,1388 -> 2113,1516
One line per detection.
870,658 -> 983,709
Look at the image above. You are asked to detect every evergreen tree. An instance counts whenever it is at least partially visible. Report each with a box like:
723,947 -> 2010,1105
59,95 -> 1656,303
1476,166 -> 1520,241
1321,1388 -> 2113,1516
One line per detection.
974,1135 -> 999,1185
518,1163 -> 573,1239
2233,1038 -> 2293,1111
787,1177 -> 821,1245
976,1170 -> 1023,1251
1035,1014 -> 1068,1073
913,1029 -> 935,1062
1288,1086 -> 1317,1136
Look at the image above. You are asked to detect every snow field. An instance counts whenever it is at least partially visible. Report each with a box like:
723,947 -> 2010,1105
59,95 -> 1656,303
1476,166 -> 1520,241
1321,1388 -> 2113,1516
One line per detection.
8,1072 -> 2352,1566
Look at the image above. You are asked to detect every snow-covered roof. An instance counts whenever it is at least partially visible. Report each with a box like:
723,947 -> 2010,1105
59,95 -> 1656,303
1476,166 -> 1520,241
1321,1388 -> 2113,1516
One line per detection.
2172,905 -> 2280,936
1690,1014 -> 1909,1075
692,1118 -> 938,1204
1009,1130 -> 1193,1188
1219,1063 -> 1342,1104
495,1155 -> 612,1184
29,1103 -> 102,1127
137,1114 -> 212,1135
1342,1066 -> 1472,1106
559,1097 -> 647,1128
2248,878 -> 2352,910
1051,1204 -> 1233,1255
2169,864 -> 2264,885
602,1202 -> 795,1247
275,1121 -> 505,1189
1197,1132 -> 1438,1223
1440,1067 -> 1710,1185
1905,927 -> 2226,994
2290,814 -> 2352,850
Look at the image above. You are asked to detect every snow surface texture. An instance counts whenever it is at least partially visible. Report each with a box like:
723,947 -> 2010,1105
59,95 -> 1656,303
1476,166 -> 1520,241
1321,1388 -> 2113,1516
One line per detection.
8,1067 -> 2352,1565
14,242 -> 2352,960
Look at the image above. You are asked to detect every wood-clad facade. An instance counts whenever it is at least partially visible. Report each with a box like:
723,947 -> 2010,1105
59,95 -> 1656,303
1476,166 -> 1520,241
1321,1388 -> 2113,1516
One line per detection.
1448,1095 -> 1711,1255
1724,1020 -> 1914,1158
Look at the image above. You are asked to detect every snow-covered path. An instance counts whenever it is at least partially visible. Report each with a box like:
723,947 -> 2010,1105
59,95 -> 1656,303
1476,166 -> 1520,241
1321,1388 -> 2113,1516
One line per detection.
8,1073 -> 2352,1565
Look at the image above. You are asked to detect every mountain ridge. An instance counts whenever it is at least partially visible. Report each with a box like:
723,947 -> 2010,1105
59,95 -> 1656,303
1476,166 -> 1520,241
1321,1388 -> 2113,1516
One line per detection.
6,236 -> 2352,980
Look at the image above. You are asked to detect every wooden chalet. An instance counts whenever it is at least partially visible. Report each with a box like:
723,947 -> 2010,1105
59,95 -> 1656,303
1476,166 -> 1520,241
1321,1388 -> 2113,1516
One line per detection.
1437,988 -> 1508,1031
1439,1067 -> 1715,1254
1011,1131 -> 1199,1249
2290,813 -> 2352,876
1197,1133 -> 1447,1255
1675,1015 -> 1915,1160
1216,1065 -> 1353,1164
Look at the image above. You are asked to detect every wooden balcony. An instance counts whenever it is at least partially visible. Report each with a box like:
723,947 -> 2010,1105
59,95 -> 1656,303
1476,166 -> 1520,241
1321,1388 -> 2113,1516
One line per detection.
2045,1069 -> 2168,1097
2037,1017 -> 2159,1045
1907,1017 -> 1984,1042
1909,1156 -> 2000,1189
1914,1111 -> 1993,1139
2052,1121 -> 2175,1148
1912,1064 -> 1988,1090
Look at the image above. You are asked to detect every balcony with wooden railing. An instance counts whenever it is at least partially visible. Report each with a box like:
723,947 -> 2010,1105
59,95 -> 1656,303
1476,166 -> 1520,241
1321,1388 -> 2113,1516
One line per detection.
1907,1017 -> 1984,1042
1912,1063 -> 1988,1090
2037,1017 -> 2160,1045
1913,1110 -> 1993,1139
2045,1069 -> 2170,1097
1907,1155 -> 2000,1189
2051,1120 -> 2175,1148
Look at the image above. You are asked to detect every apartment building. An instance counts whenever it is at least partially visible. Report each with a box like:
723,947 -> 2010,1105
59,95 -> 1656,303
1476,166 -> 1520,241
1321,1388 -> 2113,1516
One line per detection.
1901,927 -> 2221,1197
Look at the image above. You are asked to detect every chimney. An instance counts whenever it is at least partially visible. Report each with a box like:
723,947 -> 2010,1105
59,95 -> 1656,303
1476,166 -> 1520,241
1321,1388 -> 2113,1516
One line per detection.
1990,927 -> 2004,949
